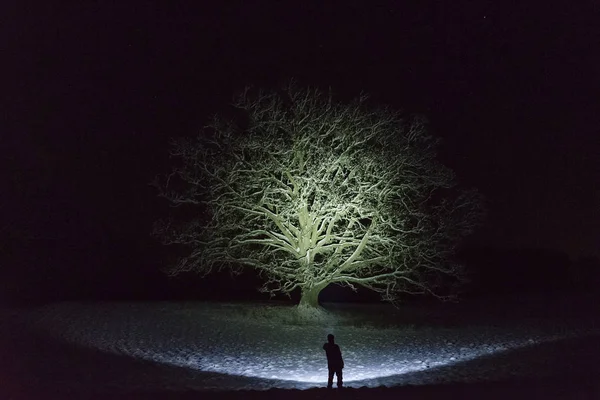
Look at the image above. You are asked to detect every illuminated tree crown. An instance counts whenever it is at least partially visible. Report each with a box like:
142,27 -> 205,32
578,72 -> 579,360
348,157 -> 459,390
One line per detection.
154,83 -> 484,308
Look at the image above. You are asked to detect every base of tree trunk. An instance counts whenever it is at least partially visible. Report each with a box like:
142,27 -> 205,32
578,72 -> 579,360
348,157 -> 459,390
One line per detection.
295,303 -> 334,324
299,286 -> 324,309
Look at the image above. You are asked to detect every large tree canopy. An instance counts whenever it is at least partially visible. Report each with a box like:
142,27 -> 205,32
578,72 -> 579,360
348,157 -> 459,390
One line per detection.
154,83 -> 484,309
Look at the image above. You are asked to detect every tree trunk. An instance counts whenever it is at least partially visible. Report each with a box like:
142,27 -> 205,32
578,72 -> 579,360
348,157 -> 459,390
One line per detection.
299,285 -> 324,308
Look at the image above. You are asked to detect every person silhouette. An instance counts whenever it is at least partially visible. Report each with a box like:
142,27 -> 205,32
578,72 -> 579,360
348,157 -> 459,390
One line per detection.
323,334 -> 344,389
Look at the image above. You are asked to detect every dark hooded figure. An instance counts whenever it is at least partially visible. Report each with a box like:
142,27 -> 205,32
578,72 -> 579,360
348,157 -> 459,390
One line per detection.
323,334 -> 344,389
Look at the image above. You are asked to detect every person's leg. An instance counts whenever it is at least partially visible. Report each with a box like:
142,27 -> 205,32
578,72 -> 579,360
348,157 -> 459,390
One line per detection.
327,368 -> 334,389
336,368 -> 343,388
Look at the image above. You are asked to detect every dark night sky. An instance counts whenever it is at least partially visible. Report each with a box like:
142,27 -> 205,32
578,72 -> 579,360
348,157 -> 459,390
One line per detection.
2,1 -> 599,300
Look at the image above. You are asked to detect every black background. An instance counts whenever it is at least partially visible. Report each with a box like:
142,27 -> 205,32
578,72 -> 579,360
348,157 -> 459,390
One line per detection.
2,1 -> 599,304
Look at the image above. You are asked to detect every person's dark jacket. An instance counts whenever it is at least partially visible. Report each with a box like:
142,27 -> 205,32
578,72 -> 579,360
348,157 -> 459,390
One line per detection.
323,342 -> 344,369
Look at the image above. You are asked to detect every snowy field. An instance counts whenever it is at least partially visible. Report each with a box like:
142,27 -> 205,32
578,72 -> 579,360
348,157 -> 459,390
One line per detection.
2,297 -> 600,399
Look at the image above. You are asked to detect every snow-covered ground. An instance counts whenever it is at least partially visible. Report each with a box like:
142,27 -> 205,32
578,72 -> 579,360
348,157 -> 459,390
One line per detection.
3,298 -> 598,394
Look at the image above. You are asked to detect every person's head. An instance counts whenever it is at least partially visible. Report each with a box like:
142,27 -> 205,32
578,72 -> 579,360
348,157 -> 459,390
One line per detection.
327,334 -> 334,343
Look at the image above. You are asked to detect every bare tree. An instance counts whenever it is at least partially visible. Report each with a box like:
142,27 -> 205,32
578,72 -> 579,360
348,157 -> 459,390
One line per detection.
154,83 -> 484,310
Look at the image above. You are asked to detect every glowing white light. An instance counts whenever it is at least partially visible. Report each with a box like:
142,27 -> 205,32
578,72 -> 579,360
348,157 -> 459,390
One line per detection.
139,350 -> 455,383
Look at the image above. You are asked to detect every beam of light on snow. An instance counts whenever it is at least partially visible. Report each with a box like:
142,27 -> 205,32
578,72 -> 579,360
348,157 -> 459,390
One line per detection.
28,304 -> 588,388
144,350 -> 456,383
136,339 -> 536,384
